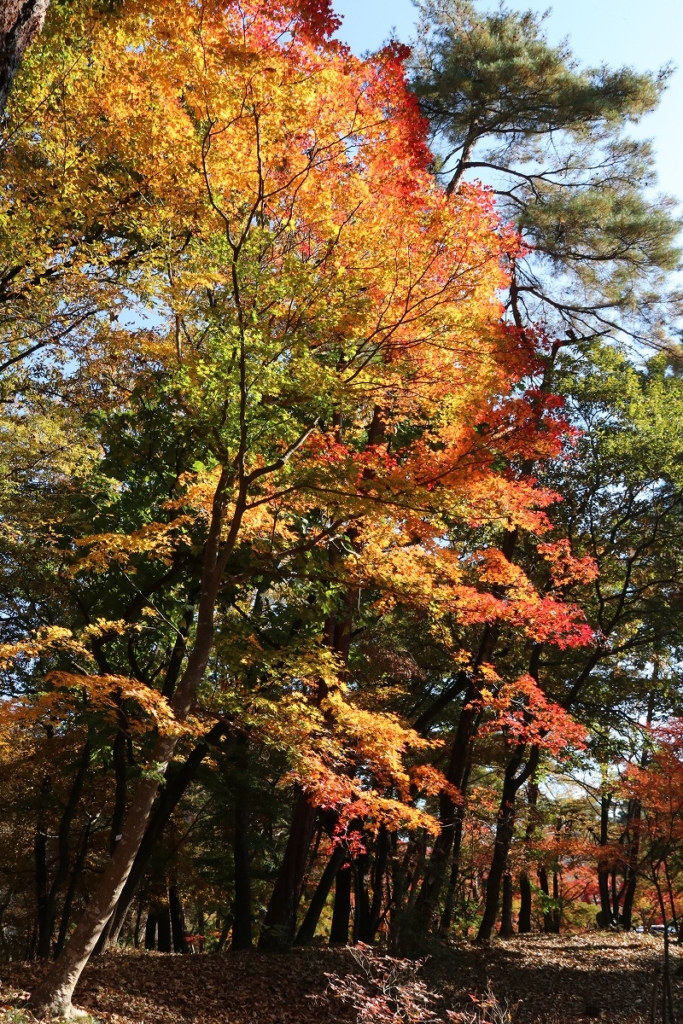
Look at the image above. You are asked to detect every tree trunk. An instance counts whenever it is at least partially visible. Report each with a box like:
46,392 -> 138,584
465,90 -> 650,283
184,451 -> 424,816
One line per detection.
622,799 -> 642,930
329,863 -> 352,945
518,780 -> 538,935
30,466 -> 235,1016
414,701 -> 477,931
499,873 -> 514,938
478,744 -> 539,943
415,600 -> 515,933
439,807 -> 466,935
55,818 -> 92,959
538,866 -> 560,933
353,853 -> 371,945
259,790 -> 318,950
106,722 -> 227,947
30,760 -> 170,1013
477,790 -> 515,941
35,826 -> 50,960
364,826 -> 388,943
110,726 -> 127,856
551,871 -> 561,933
169,886 -> 187,953
518,872 -> 532,933
295,845 -> 345,946
0,0 -> 50,115
144,912 -> 157,950
157,904 -> 172,953
232,797 -> 253,950
597,793 -> 613,927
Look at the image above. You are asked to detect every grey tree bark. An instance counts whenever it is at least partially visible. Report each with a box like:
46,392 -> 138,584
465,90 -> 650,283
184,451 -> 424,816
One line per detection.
0,0 -> 49,114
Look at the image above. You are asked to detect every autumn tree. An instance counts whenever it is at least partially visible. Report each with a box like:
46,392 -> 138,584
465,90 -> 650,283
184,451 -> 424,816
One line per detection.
0,0 -> 575,1011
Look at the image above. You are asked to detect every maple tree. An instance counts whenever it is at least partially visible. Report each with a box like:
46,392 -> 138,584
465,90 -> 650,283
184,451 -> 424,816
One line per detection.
0,0 -> 591,1011
0,0 -> 682,1016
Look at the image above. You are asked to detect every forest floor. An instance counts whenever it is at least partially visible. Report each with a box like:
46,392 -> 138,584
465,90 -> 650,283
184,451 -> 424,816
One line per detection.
0,933 -> 677,1024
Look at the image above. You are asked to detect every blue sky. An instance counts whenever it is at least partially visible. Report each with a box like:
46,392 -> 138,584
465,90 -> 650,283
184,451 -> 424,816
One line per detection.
332,0 -> 683,202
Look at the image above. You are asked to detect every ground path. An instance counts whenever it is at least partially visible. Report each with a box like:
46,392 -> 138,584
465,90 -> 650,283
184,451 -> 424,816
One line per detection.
0,934 -> 678,1023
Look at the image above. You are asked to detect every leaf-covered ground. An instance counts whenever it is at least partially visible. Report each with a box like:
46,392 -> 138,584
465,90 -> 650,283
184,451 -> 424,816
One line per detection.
0,934 -> 678,1023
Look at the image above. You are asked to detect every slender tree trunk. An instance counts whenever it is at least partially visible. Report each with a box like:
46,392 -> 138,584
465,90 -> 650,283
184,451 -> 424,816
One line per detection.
232,796 -> 253,950
597,792 -> 613,928
552,871 -> 561,933
216,914 -> 232,951
538,866 -> 560,933
260,590 -> 354,952
329,863 -> 352,945
55,818 -> 92,959
413,695 -> 478,930
362,826 -> 388,944
110,726 -> 127,856
477,746 -> 538,943
439,794 -> 468,936
106,722 -> 227,946
35,825 -> 49,960
31,743 -> 179,1012
518,780 -> 538,935
622,798 -> 641,931
499,873 -> 514,938
295,845 -> 345,946
353,853 -> 371,945
415,566 -> 515,932
477,777 -> 517,942
439,854 -> 460,937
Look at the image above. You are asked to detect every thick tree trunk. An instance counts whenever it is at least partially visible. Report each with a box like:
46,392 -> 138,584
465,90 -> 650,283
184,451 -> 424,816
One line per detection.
295,845 -> 345,946
0,0 -> 50,114
157,904 -> 172,953
30,467 -> 235,1016
329,863 -> 352,945
30,769 -> 169,1013
259,790 -> 318,950
169,886 -> 187,953
518,872 -> 532,933
144,912 -> 157,951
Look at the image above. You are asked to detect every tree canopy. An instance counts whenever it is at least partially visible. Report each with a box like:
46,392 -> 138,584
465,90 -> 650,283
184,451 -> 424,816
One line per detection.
0,1 -> 681,1020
